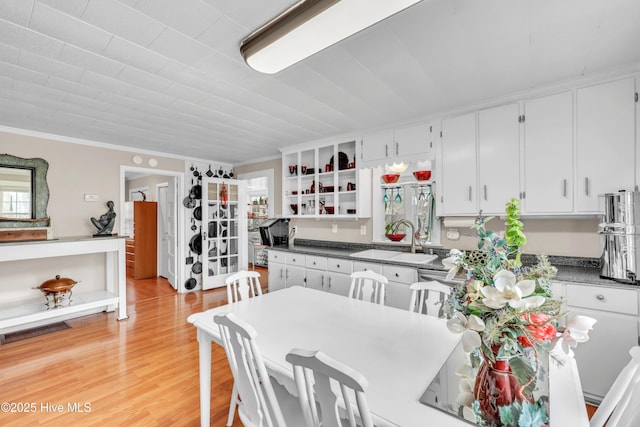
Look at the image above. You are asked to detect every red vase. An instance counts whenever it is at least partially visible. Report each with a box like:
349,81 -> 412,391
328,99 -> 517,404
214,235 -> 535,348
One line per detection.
473,348 -> 528,426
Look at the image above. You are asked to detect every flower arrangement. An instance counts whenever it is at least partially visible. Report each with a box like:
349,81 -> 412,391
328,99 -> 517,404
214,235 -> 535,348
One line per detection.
443,198 -> 596,427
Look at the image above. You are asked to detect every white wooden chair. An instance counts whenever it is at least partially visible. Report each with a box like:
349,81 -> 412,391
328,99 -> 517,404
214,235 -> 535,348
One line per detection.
408,281 -> 451,317
214,312 -> 304,427
590,346 -> 640,427
348,270 -> 387,305
226,270 -> 263,303
224,270 -> 264,425
286,348 -> 375,427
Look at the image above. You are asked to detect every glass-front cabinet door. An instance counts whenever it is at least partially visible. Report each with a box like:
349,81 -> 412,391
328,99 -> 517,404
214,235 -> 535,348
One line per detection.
201,178 -> 247,290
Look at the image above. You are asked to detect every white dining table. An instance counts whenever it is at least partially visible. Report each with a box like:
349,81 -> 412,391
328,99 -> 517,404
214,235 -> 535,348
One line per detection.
187,286 -> 590,427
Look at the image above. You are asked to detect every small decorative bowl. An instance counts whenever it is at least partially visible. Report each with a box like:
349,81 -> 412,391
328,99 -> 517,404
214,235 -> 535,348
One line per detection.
381,174 -> 400,184
385,233 -> 406,242
413,170 -> 432,181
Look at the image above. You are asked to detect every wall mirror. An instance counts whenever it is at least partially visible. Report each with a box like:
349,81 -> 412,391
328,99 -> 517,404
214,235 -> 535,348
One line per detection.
0,154 -> 50,228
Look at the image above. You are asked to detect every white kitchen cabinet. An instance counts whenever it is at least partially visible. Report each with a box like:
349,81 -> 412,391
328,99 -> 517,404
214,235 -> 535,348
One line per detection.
361,123 -> 434,166
562,282 -> 639,403
477,103 -> 521,214
267,250 -> 305,292
383,264 -> 417,310
441,112 -> 477,215
326,257 -> 353,296
576,77 -> 636,213
282,139 -> 370,218
522,91 -> 574,214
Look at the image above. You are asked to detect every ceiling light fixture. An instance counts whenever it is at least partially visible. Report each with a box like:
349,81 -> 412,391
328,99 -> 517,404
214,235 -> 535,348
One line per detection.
240,0 -> 422,74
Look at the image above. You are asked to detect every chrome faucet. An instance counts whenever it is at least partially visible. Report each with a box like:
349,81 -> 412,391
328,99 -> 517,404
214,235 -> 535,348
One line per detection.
389,219 -> 420,253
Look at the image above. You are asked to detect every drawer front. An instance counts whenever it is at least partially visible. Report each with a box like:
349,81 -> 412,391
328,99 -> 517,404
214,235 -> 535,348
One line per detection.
353,261 -> 382,274
306,255 -> 327,270
327,258 -> 352,274
286,253 -> 306,266
566,284 -> 639,315
383,265 -> 417,284
268,250 -> 285,264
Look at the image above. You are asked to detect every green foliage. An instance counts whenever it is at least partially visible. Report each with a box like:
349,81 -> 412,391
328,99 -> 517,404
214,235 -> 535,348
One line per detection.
509,356 -> 536,396
518,401 -> 549,427
505,198 -> 527,266
499,403 -> 520,427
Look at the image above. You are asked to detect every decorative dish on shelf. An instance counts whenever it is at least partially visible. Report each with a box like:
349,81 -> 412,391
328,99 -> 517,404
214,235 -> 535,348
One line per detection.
413,170 -> 432,181
381,173 -> 400,184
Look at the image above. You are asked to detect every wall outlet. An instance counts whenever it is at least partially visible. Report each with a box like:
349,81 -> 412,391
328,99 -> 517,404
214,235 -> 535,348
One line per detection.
446,229 -> 460,240
292,226 -> 298,234
84,193 -> 99,202
331,223 -> 338,233
360,225 -> 366,235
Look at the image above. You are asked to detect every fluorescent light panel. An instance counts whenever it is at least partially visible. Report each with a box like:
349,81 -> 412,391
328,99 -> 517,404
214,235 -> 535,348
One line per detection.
241,0 -> 422,74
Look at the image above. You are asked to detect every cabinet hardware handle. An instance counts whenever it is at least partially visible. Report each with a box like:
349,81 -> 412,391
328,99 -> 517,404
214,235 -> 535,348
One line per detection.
336,264 -> 340,268
385,144 -> 388,157
395,142 -> 399,155
395,273 -> 399,277
468,186 -> 472,201
328,277 -> 332,289
286,269 -> 289,279
596,294 -> 605,301
563,179 -> 567,197
484,185 -> 487,201
321,276 -> 324,287
280,269 -> 283,279
585,177 -> 589,196
313,261 -> 316,265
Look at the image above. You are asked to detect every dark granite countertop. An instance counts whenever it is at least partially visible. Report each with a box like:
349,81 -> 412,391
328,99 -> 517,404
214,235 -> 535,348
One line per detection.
268,239 -> 637,290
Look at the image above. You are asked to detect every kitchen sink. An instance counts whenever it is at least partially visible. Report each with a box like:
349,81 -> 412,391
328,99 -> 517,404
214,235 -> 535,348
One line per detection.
349,249 -> 401,260
350,249 -> 438,265
390,253 -> 438,264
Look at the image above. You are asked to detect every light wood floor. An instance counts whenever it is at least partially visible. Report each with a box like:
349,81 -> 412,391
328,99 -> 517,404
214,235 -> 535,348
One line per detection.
0,268 -> 269,427
1,266 -> 597,426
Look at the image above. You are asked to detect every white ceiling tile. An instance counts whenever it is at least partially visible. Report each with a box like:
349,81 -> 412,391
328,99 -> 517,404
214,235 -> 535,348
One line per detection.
46,75 -> 101,99
147,27 -> 211,65
80,0 -> 165,46
0,19 -> 64,59
132,0 -> 221,38
58,44 -> 125,77
0,0 -> 34,26
29,2 -> 111,53
102,36 -> 169,73
196,15 -> 246,57
80,70 -> 133,96
18,49 -> 85,82
36,0 -> 88,18
0,61 -> 47,85
0,41 -> 20,64
117,65 -> 171,92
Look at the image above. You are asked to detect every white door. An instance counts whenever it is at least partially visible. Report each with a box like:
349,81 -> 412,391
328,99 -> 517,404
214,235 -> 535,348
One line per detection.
441,112 -> 477,215
478,103 -> 521,214
158,184 -> 169,279
166,177 -> 178,288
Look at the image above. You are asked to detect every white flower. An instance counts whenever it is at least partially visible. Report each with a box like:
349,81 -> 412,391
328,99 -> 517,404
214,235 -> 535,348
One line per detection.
555,315 -> 597,356
480,270 -> 545,310
442,249 -> 462,281
447,311 -> 485,352
455,359 -> 476,406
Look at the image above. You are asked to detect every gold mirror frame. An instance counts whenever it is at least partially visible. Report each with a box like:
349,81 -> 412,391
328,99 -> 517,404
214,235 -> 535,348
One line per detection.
0,154 -> 50,228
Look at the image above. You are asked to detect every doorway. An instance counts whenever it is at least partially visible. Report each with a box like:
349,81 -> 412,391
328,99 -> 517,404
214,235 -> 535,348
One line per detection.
120,166 -> 183,290
238,169 -> 274,268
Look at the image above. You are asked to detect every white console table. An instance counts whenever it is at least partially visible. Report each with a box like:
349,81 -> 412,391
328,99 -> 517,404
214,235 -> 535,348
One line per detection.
0,236 -> 128,331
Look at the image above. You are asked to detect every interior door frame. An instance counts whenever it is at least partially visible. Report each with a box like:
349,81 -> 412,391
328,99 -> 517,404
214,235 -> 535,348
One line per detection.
120,166 -> 184,289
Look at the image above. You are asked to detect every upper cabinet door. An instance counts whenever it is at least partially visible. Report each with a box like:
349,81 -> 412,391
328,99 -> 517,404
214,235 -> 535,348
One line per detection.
361,129 -> 393,164
523,92 -> 574,214
394,123 -> 430,159
441,112 -> 477,215
576,77 -> 636,213
478,103 -> 521,214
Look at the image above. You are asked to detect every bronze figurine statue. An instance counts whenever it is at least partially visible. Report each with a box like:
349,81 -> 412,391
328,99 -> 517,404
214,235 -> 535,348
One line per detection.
92,200 -> 116,236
